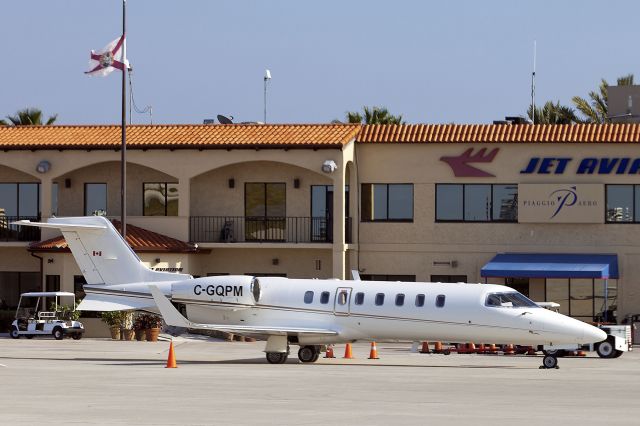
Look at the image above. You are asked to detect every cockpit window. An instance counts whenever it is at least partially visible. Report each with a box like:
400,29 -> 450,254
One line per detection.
485,292 -> 539,308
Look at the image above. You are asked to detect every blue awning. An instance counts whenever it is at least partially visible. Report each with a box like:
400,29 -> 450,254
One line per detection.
481,253 -> 618,279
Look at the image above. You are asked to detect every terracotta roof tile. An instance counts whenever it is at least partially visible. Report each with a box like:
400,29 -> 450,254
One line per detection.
0,124 -> 360,150
29,220 -> 207,253
356,123 -> 640,143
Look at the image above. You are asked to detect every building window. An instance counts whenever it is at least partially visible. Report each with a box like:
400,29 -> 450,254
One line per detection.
320,291 -> 330,304
354,292 -> 364,305
84,183 -> 107,215
361,274 -> 416,282
245,183 -> 286,241
435,294 -> 446,308
52,182 -> 58,216
0,272 -> 40,310
361,183 -> 413,222
436,184 -> 517,222
375,293 -> 385,306
144,183 -> 179,216
74,275 -> 87,299
545,278 -> 615,322
430,275 -> 468,283
415,294 -> 425,307
0,183 -> 40,218
606,184 -> 638,222
395,293 -> 405,306
304,291 -> 314,304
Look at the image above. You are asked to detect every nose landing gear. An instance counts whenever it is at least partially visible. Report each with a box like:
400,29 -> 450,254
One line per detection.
540,354 -> 559,369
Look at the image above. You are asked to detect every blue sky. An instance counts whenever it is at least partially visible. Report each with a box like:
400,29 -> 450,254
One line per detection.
2,0 -> 638,125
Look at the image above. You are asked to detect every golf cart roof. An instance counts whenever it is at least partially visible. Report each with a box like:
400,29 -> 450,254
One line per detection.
20,292 -> 76,298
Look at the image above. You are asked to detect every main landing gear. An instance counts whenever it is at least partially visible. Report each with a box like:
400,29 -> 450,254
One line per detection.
266,351 -> 289,364
540,355 -> 559,369
297,345 -> 321,363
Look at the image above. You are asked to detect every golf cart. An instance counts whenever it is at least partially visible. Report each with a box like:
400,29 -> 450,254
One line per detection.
9,292 -> 84,340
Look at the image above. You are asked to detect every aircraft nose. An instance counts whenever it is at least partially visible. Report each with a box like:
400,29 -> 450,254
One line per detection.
583,323 -> 607,344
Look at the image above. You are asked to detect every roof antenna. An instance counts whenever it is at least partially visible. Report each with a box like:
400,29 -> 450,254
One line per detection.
531,40 -> 536,124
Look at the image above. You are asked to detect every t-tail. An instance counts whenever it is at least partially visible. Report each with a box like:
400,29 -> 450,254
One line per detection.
15,216 -> 192,285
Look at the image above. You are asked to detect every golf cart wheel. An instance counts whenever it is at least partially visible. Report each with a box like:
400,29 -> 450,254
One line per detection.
10,327 -> 20,339
596,340 -> 615,358
72,333 -> 82,340
52,327 -> 64,340
542,355 -> 558,369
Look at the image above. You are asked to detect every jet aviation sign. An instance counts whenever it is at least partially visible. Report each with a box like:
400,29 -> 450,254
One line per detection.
518,184 -> 603,223
520,157 -> 640,175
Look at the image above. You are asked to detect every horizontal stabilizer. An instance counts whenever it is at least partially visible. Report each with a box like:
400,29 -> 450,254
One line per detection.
77,293 -> 156,311
12,220 -> 107,230
148,285 -> 337,336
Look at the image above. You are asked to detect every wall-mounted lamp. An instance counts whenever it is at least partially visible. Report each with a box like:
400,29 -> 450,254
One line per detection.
228,178 -> 235,189
64,178 -> 71,188
36,160 -> 51,174
294,178 -> 300,189
321,160 -> 337,173
47,258 -> 54,264
272,258 -> 279,266
154,258 -> 161,264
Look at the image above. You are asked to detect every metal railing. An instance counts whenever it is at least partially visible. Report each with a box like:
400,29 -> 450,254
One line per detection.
0,216 -> 41,242
190,216 -> 352,244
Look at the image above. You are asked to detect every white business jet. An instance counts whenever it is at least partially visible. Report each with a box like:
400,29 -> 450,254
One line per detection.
16,217 -> 606,368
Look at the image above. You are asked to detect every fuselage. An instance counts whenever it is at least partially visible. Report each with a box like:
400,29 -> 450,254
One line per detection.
84,275 -> 606,347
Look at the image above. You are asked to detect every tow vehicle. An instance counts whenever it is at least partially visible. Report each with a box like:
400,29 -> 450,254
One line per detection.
537,302 -> 631,358
9,292 -> 84,340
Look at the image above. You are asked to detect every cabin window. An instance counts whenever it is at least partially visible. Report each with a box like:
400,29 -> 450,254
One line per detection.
320,291 -> 330,304
375,293 -> 385,306
337,290 -> 348,305
354,292 -> 364,305
436,294 -> 446,308
415,294 -> 425,307
395,293 -> 405,306
304,291 -> 314,304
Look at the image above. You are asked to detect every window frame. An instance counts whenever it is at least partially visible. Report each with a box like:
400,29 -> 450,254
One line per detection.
304,291 -> 314,304
415,294 -> 425,307
605,184 -> 638,223
395,293 -> 405,306
354,292 -> 365,305
320,291 -> 330,304
435,183 -> 518,223
375,293 -> 385,306
0,182 -> 40,218
143,182 -> 179,217
361,183 -> 414,223
435,294 -> 446,308
84,182 -> 107,216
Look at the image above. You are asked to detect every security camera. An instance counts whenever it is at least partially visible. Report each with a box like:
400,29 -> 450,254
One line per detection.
321,160 -> 338,173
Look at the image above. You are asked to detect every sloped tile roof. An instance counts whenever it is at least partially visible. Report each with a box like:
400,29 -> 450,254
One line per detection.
356,123 -> 640,143
0,124 -> 360,150
29,220 -> 208,253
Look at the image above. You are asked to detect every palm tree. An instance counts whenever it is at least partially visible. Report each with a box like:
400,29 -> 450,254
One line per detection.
344,106 -> 405,124
572,74 -> 634,123
527,101 -> 578,124
2,107 -> 57,126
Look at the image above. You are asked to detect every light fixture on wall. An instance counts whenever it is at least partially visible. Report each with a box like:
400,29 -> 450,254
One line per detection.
47,258 -> 54,264
64,178 -> 71,188
294,178 -> 300,188
272,258 -> 279,266
228,178 -> 235,189
154,258 -> 161,264
36,160 -> 51,174
321,160 -> 337,173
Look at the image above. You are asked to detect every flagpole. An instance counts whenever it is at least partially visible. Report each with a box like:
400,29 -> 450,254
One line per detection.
120,0 -> 127,239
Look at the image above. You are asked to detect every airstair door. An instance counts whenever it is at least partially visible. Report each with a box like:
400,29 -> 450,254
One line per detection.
333,287 -> 352,316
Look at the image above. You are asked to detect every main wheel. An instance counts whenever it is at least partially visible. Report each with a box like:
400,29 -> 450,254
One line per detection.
298,346 -> 320,363
72,333 -> 82,340
10,327 -> 20,339
542,355 -> 558,369
596,340 -> 615,358
266,352 -> 288,364
52,327 -> 64,341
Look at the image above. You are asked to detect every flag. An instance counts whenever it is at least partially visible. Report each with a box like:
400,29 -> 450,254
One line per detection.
85,35 -> 129,77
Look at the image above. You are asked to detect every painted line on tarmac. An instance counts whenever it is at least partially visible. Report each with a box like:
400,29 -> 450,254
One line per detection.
0,363 -> 7,368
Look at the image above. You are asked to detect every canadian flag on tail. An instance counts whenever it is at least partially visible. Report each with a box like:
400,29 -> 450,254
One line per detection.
85,35 -> 130,77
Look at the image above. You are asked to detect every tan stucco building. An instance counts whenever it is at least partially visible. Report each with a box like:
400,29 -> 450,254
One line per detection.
1,123 -> 639,324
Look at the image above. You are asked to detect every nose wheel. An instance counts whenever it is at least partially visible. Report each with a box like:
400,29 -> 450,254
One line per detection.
540,355 -> 559,369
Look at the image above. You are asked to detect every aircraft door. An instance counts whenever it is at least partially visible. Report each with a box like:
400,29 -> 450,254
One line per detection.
333,287 -> 352,316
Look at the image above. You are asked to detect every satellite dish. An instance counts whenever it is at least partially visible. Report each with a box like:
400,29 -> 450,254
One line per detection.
217,114 -> 234,125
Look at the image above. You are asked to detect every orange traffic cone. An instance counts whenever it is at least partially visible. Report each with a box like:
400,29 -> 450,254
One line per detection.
434,341 -> 443,353
368,342 -> 379,359
325,345 -> 335,358
457,343 -> 467,354
343,343 -> 354,359
477,343 -> 486,354
503,344 -> 515,355
166,341 -> 177,368
468,343 -> 477,354
420,341 -> 430,354
488,344 -> 498,354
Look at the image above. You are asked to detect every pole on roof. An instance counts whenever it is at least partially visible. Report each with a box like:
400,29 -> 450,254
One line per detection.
531,40 -> 536,125
120,0 -> 127,239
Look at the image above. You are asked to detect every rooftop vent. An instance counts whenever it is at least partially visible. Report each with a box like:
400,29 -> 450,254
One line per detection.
493,116 -> 530,125
203,119 -> 215,125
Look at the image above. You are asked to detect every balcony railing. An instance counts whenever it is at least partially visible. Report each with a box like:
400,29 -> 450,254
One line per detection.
0,216 -> 41,242
190,216 -> 352,244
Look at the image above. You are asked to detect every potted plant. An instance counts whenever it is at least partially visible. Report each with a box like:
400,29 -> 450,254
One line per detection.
133,313 -> 146,341
145,314 -> 163,342
121,311 -> 135,341
101,311 -> 122,340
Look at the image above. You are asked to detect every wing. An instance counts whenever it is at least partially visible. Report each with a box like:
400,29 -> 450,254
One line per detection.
148,285 -> 337,336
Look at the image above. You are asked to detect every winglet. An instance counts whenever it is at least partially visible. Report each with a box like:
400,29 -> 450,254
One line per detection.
148,285 -> 192,328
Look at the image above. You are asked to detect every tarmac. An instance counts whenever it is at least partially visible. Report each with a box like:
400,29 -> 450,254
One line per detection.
1,336 -> 639,425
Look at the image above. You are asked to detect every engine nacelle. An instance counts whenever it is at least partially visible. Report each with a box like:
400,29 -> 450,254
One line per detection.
171,275 -> 258,307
